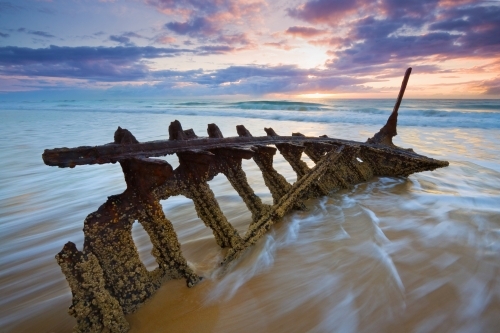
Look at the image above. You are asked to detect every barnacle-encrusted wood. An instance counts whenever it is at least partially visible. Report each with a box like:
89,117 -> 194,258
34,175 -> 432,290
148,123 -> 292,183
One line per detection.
43,68 -> 449,333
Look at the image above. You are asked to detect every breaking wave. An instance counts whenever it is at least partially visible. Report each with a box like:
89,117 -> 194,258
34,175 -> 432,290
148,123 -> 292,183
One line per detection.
228,101 -> 326,111
2,99 -> 499,129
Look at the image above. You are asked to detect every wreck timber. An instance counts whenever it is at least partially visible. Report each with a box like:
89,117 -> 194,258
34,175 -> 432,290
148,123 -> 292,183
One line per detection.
43,68 -> 449,333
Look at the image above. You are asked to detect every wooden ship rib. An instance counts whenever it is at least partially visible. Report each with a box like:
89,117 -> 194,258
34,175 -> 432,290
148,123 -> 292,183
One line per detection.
42,68 -> 449,332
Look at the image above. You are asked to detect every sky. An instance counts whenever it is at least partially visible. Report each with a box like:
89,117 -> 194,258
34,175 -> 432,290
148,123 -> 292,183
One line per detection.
0,0 -> 499,99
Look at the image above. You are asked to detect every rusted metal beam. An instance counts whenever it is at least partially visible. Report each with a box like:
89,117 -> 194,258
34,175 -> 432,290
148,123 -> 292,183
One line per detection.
367,67 -> 412,146
42,133 -> 446,169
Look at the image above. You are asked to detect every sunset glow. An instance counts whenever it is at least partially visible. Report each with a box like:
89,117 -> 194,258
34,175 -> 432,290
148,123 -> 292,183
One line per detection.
0,0 -> 499,99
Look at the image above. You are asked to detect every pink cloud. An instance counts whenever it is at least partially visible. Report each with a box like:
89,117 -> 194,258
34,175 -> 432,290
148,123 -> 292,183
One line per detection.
308,36 -> 346,47
438,0 -> 476,8
264,41 -> 295,50
288,0 -> 363,24
480,77 -> 500,95
215,33 -> 253,46
155,35 -> 176,44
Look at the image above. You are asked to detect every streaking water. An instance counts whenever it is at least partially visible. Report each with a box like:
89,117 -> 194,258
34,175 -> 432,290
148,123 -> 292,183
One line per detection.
0,99 -> 499,332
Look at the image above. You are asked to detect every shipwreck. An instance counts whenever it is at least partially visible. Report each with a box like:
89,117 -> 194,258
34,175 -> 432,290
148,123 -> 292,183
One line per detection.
42,68 -> 449,332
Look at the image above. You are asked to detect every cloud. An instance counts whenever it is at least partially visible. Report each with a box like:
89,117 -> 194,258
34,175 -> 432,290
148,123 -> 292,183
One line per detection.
347,16 -> 402,40
109,32 -> 155,46
429,4 -> 500,56
123,64 -> 365,96
0,44 -> 367,95
151,68 -> 203,79
0,44 -> 256,85
478,77 -> 500,96
431,3 -> 500,33
30,31 -> 56,38
380,0 -> 440,20
2,0 -> 499,96
165,17 -> 217,36
187,64 -> 363,95
308,36 -> 346,47
154,34 -> 176,44
288,0 -> 362,24
214,33 -> 252,46
165,21 -> 253,51
17,27 -> 55,38
196,44 -> 235,55
148,0 -> 265,40
298,1 -> 500,76
0,45 -> 194,81
327,32 -> 460,74
288,0 -> 441,25
264,41 -> 295,50
109,35 -> 133,46
122,32 -> 147,39
285,26 -> 327,38
195,65 -> 306,85
0,45 -> 190,63
145,0 -> 264,18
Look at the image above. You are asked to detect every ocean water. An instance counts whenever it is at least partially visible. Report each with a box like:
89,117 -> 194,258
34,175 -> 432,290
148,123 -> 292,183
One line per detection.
0,98 -> 499,332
